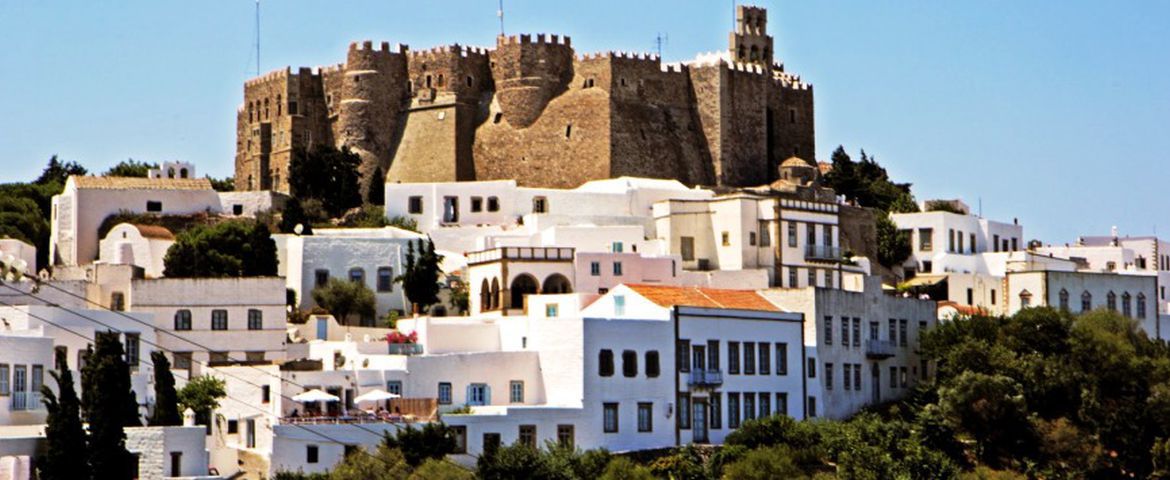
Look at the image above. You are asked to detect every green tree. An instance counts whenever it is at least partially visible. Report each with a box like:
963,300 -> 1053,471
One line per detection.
163,220 -> 278,277
939,371 -> 1034,466
289,145 -> 363,218
38,356 -> 89,480
341,205 -> 391,228
383,423 -> 457,467
328,445 -> 411,480
312,278 -> 377,326
475,442 -> 552,480
409,458 -> 474,480
149,351 -> 182,426
646,446 -> 706,480
599,457 -> 654,480
206,175 -> 235,192
280,197 -> 314,235
721,445 -> 808,480
35,155 -> 88,185
102,159 -> 157,177
875,212 -> 911,269
178,375 -> 227,429
368,167 -> 385,206
397,238 -> 443,314
84,331 -> 137,479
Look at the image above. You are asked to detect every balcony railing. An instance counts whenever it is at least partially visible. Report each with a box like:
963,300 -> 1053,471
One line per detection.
11,391 -> 42,411
865,339 -> 897,359
467,247 -> 575,265
687,369 -> 724,387
805,245 -> 843,261
387,343 -> 424,356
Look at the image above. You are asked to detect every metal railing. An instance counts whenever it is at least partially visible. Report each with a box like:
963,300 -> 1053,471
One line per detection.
687,369 -> 724,387
805,245 -> 843,261
467,247 -> 575,265
387,343 -> 424,356
865,339 -> 897,359
11,391 -> 42,411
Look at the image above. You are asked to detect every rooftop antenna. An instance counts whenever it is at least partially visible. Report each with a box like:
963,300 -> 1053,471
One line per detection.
655,32 -> 669,58
255,0 -> 261,76
498,0 -> 505,36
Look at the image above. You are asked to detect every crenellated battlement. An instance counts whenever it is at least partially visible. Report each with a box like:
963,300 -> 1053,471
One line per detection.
496,33 -> 572,47
348,40 -> 409,54
245,67 -> 291,87
408,43 -> 492,60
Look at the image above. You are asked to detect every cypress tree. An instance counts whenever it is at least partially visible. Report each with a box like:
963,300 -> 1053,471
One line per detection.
149,351 -> 182,426
86,331 -> 137,479
38,356 -> 89,480
367,167 -> 385,205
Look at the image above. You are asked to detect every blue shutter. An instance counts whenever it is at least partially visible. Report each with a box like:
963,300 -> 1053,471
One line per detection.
485,385 -> 492,405
465,385 -> 472,405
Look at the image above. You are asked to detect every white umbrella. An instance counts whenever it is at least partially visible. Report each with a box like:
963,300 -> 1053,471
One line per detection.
354,389 -> 401,404
292,388 -> 340,403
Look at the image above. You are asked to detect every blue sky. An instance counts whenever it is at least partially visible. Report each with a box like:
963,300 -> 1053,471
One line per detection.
0,1 -> 1167,242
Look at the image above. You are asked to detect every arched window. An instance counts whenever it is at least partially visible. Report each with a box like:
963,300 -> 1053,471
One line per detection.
750,45 -> 759,61
737,45 -> 746,60
167,168 -> 175,178
1106,291 -> 1117,312
542,274 -> 573,294
276,95 -> 282,116
490,278 -> 500,310
1122,292 -> 1132,318
349,267 -> 365,284
263,98 -> 269,119
1081,291 -> 1092,312
1138,293 -> 1147,319
510,274 -> 539,310
466,75 -> 474,87
174,309 -> 192,331
1018,289 -> 1033,308
1058,289 -> 1070,311
437,74 -> 445,87
480,279 -> 491,311
179,168 -> 188,179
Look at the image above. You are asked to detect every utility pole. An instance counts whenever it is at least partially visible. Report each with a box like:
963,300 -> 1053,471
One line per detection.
498,0 -> 505,36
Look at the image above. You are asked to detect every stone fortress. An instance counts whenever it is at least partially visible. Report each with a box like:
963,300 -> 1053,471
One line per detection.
235,5 -> 814,194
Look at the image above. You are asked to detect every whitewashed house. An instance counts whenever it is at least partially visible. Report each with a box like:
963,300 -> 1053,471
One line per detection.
98,223 -> 176,278
891,200 -> 1024,278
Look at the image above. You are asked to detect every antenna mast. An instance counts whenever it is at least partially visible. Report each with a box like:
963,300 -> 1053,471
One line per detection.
255,0 -> 261,76
498,0 -> 505,36
655,33 -> 669,58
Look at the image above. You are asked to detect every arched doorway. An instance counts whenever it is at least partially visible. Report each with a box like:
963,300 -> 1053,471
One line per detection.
490,278 -> 501,310
480,279 -> 491,312
510,274 -> 539,310
542,273 -> 573,294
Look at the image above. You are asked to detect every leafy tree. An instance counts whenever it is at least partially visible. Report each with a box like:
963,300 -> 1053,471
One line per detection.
102,159 -> 157,177
646,445 -> 706,480
84,331 -> 137,479
939,372 -> 1034,466
542,443 -> 612,480
312,278 -> 377,326
383,422 -> 457,467
329,444 -> 411,480
178,375 -> 226,428
35,155 -> 88,185
367,167 -> 385,206
149,351 -> 182,426
409,458 -> 474,480
397,238 -> 443,314
822,147 -> 915,212
599,457 -> 654,480
289,145 -> 363,218
721,445 -> 808,480
280,197 -> 314,235
206,175 -> 235,192
38,356 -> 89,480
875,213 -> 911,269
475,442 -> 553,480
163,220 -> 278,277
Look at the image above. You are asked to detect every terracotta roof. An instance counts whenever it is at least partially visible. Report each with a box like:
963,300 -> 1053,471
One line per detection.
781,156 -> 812,167
71,176 -> 213,191
937,301 -> 987,316
130,224 -> 175,240
624,284 -> 781,312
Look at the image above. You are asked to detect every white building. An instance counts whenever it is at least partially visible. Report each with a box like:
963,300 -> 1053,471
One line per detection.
891,201 -> 1024,278
128,277 -> 287,367
275,227 -> 425,322
147,161 -> 197,180
98,223 -> 176,278
1004,269 -> 1163,336
466,246 -> 575,315
125,425 -> 218,479
0,239 -> 37,275
1037,232 -> 1170,314
0,333 -> 53,426
761,276 -> 937,419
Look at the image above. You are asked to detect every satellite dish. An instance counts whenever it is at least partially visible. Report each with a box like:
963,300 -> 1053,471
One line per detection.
294,224 -> 304,235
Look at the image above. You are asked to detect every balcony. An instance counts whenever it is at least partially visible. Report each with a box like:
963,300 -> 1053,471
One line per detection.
11,391 -> 42,411
687,369 -> 724,388
805,245 -> 843,262
387,343 -> 424,356
467,247 -> 575,265
866,339 -> 897,359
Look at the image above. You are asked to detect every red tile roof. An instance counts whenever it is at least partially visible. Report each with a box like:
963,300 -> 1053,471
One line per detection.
130,224 -> 176,240
624,284 -> 781,312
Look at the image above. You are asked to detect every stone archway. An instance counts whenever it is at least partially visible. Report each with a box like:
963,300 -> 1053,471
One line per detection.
510,274 -> 539,309
542,273 -> 573,294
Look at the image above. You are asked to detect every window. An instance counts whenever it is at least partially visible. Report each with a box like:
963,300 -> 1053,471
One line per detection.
759,222 -> 771,247
808,269 -> 816,287
376,267 -> 394,292
172,352 -> 192,370
468,383 -> 490,406
487,196 -> 500,212
788,268 -> 797,288
590,261 -> 601,276
1123,292 -> 1132,318
314,269 -> 330,288
613,262 -> 623,276
759,343 -> 770,375
246,419 -> 256,448
743,393 -> 756,421
776,393 -> 788,416
637,402 -> 653,432
1138,293 -> 1147,319
599,349 -> 614,377
306,445 -> 319,463
1057,289 -> 1070,311
710,393 -> 723,429
853,318 -> 861,348
807,396 -> 817,417
209,352 -> 229,363
532,196 -> 548,213
603,403 -> 619,433
678,394 -> 691,429
545,303 -> 559,317
408,196 -> 423,214
677,340 -> 691,373
442,196 -> 459,223
825,362 -> 834,390
721,231 -> 731,246
348,267 -> 365,284
510,381 -> 524,403
970,233 -> 977,253
728,342 -> 740,374
385,381 -> 402,396
451,426 -> 468,454
261,385 -> 271,403
919,228 -> 933,251
111,292 -> 125,311
228,420 -> 239,434
840,317 -> 849,348
807,358 -> 816,378
1082,291 -> 1093,312
759,392 -> 771,417
889,319 -> 897,343
1020,289 -> 1033,308
614,295 -> 625,316
775,343 -> 788,375
743,342 -> 756,375
174,310 -> 192,331
438,382 -> 452,404
899,319 -> 908,347
211,310 -> 228,330
1107,291 -> 1117,311
948,229 -> 955,252
680,236 -> 695,261
516,425 -> 539,447
749,232 -> 757,246
645,351 -> 660,378
557,425 -> 574,448
233,204 -> 244,215
708,340 -> 721,370
612,241 -> 624,253
729,393 -> 741,428
622,350 -> 638,377
890,366 -> 898,389
901,366 -> 909,388
247,309 -> 263,330
125,334 -> 140,366
787,222 -> 797,247
853,363 -> 862,391
146,200 -> 162,212
470,196 -> 483,212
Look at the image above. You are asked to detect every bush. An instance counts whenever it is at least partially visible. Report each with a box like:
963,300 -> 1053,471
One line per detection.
311,278 -> 376,326
408,458 -> 473,480
599,457 -> 654,480
476,443 -> 551,480
646,446 -> 705,480
383,423 -> 457,467
328,445 -> 411,480
721,445 -> 807,480
162,220 -> 278,277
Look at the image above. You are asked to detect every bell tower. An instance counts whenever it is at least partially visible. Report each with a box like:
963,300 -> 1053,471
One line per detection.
729,5 -> 774,67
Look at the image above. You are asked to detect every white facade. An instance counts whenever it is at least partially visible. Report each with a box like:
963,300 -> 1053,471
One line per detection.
1004,270 -> 1162,338
0,239 -> 37,275
761,276 -> 937,419
275,227 -> 425,321
0,334 -> 53,426
467,247 -> 575,315
1037,233 -> 1170,315
892,208 -> 1024,278
125,425 -> 215,479
147,161 -> 197,180
99,223 -> 175,278
128,277 -> 287,366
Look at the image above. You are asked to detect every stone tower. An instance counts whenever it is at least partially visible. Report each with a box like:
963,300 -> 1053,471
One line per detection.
730,5 -> 774,66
